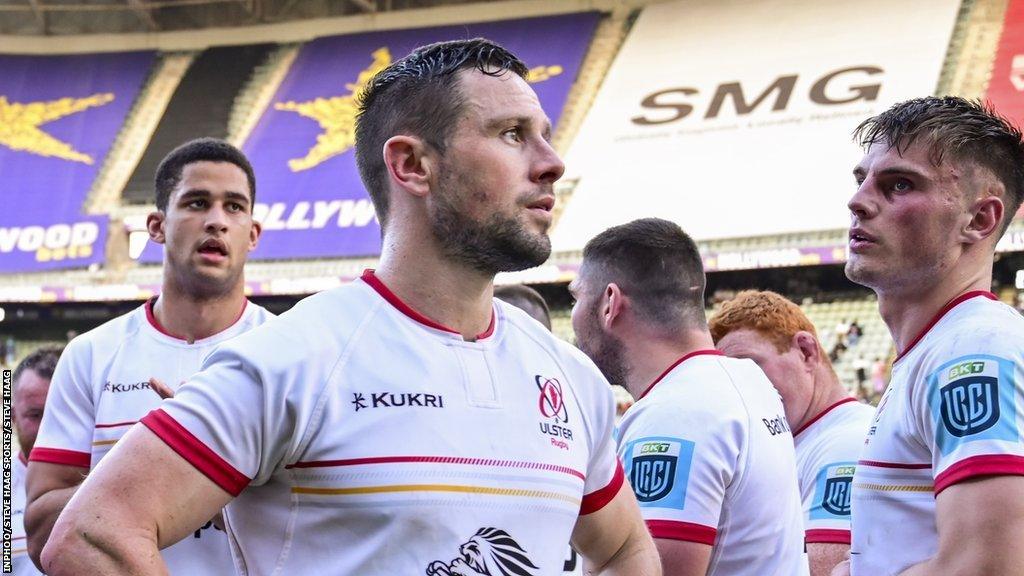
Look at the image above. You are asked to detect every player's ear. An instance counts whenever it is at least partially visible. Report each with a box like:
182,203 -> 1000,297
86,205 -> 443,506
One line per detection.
962,192 -> 1003,245
793,331 -> 820,371
248,218 -> 262,251
147,210 -> 167,244
601,283 -> 624,331
384,135 -> 432,199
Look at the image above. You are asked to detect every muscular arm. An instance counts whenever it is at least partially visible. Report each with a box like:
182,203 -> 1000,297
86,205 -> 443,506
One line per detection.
808,543 -> 849,576
898,476 -> 1024,575
24,462 -> 88,569
651,539 -> 711,576
572,483 -> 661,576
40,425 -> 234,575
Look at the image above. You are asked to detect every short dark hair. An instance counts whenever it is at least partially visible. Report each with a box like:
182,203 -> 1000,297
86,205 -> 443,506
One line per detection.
495,284 -> 551,330
854,97 -> 1024,234
582,218 -> 707,330
154,138 -> 256,212
355,38 -> 529,229
12,345 -> 62,392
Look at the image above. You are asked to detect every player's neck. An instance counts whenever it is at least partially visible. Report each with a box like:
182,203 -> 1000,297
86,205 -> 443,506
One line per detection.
624,329 -> 716,400
153,283 -> 247,344
375,242 -> 493,342
876,262 -> 992,358
799,368 -> 852,431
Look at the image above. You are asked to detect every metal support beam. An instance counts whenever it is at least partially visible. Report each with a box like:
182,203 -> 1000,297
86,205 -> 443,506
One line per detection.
27,0 -> 46,31
126,0 -> 160,30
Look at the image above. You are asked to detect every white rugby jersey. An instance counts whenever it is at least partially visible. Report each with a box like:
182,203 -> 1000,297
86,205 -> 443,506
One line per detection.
30,298 -> 271,575
141,270 -> 623,576
616,350 -> 806,576
851,291 -> 1024,574
9,453 -> 43,576
793,397 -> 873,545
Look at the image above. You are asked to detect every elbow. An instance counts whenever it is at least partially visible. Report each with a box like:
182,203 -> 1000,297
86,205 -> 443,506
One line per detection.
39,515 -> 89,575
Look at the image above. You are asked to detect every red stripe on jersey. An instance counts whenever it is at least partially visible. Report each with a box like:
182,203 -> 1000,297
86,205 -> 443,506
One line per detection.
805,529 -> 851,544
29,447 -> 90,468
646,520 -> 717,545
894,290 -> 997,364
285,455 -> 586,481
95,420 -> 137,429
141,409 -> 250,497
361,269 -> 495,340
858,460 -> 931,469
579,460 -> 624,515
934,454 -> 1024,495
794,397 -> 859,437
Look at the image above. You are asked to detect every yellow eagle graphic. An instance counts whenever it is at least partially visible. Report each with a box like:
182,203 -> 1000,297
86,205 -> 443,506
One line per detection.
274,48 -> 563,172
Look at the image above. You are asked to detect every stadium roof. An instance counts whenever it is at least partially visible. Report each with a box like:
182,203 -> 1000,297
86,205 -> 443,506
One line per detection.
0,0 -> 511,35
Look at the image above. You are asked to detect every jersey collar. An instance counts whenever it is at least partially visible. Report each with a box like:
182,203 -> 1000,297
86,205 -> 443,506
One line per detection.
638,349 -> 725,400
793,396 -> 858,437
145,296 -> 250,343
893,290 -> 997,364
361,269 -> 496,341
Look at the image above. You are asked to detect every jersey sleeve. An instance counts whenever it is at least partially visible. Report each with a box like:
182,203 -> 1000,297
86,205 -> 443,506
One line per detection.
30,337 -> 94,469
579,378 -> 624,516
617,403 -> 743,545
140,322 -> 308,496
802,444 -> 859,543
914,328 -> 1024,495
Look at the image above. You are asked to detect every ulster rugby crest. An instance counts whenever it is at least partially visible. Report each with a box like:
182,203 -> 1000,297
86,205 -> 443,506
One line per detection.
940,375 -> 999,438
426,527 -> 538,576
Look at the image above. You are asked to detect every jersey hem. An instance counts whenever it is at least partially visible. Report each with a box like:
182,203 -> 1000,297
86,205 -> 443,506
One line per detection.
646,520 -> 717,545
28,447 -> 90,468
579,461 -> 624,515
805,528 -> 851,544
934,454 -> 1024,495
141,408 -> 250,496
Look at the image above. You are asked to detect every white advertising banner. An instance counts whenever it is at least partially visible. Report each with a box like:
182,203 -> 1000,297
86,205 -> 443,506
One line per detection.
552,0 -> 961,250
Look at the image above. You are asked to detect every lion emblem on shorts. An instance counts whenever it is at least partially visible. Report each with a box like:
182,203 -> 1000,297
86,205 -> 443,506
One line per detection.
426,527 -> 539,576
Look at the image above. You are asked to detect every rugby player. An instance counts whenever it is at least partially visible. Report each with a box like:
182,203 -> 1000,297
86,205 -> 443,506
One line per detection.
10,346 -> 61,576
708,290 -> 873,576
837,97 -> 1024,575
570,218 -> 807,576
494,283 -> 552,330
41,39 -> 660,575
26,138 -> 271,574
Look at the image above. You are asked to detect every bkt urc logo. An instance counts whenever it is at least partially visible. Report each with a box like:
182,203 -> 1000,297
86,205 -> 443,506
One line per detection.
822,476 -> 853,516
940,376 -> 1000,438
631,442 -> 677,502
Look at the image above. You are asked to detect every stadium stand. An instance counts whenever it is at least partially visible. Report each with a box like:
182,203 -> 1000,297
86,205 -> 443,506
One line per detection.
121,44 -> 275,205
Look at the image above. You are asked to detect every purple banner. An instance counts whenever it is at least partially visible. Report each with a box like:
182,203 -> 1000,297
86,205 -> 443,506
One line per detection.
0,50 -> 154,272
142,12 -> 599,263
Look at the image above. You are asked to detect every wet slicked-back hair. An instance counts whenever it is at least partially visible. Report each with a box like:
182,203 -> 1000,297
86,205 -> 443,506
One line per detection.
12,345 -> 63,392
582,218 -> 707,331
154,138 -> 256,212
854,97 -> 1024,233
355,38 -> 529,229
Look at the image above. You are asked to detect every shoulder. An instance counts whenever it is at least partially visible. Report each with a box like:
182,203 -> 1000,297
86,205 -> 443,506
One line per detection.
209,282 -> 379,373
62,307 -> 143,362
922,298 -> 1024,363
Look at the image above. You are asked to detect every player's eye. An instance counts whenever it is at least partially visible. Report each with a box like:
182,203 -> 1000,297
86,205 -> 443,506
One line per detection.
892,179 -> 912,193
503,126 -> 523,143
187,199 -> 207,209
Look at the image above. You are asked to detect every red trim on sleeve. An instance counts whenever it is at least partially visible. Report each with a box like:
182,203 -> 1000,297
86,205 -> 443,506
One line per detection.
361,269 -> 495,340
141,408 -> 250,497
646,520 -> 717,545
805,529 -> 851,544
934,454 -> 1024,495
639,349 -> 726,400
29,447 -> 90,468
794,397 -> 859,437
858,459 -> 931,469
579,461 -> 625,515
894,290 -> 996,364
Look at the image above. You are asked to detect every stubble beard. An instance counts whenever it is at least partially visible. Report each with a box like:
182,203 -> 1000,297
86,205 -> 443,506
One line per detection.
578,316 -> 629,389
429,172 -> 552,276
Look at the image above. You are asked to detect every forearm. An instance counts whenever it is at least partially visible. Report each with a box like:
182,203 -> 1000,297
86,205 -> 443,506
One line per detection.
25,484 -> 78,568
41,514 -> 168,576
